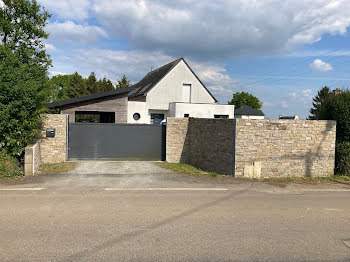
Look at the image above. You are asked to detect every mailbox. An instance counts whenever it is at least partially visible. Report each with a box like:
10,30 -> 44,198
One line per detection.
46,128 -> 55,137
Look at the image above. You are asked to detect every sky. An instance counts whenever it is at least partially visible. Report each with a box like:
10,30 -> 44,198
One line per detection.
35,0 -> 350,119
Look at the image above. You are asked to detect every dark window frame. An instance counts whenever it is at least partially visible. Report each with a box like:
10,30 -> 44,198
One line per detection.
214,115 -> 229,119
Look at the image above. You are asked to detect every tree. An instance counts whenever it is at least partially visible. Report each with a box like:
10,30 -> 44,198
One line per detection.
65,72 -> 87,98
116,75 -> 131,89
228,91 -> 263,110
308,86 -> 332,120
105,79 -> 115,91
48,74 -> 73,102
86,72 -> 98,94
0,0 -> 51,157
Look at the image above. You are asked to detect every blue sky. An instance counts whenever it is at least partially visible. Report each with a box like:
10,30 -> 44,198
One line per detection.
36,0 -> 350,119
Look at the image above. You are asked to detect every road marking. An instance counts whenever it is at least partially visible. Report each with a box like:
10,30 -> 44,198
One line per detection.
0,188 -> 44,191
105,188 -> 228,191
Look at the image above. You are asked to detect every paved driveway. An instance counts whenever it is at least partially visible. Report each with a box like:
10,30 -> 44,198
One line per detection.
1,161 -> 350,262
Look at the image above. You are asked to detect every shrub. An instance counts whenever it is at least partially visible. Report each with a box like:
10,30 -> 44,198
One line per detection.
335,141 -> 350,176
0,153 -> 23,179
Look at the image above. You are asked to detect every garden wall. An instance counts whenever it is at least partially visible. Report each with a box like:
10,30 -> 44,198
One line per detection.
166,118 -> 336,177
40,114 -> 68,164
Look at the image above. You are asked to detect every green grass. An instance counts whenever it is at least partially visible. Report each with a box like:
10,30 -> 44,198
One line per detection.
155,162 -> 224,177
262,175 -> 350,187
39,162 -> 77,175
156,162 -> 350,186
0,154 -> 24,180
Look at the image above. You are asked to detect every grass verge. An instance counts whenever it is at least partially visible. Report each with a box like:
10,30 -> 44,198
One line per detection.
39,162 -> 77,175
155,162 -> 224,177
262,175 -> 350,187
0,154 -> 24,180
156,162 -> 350,187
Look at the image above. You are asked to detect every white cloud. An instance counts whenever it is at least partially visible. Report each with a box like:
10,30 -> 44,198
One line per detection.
45,43 -> 56,52
92,0 -> 350,60
309,59 -> 333,72
0,0 -> 4,8
38,0 -> 91,21
49,71 -> 67,77
46,21 -> 107,45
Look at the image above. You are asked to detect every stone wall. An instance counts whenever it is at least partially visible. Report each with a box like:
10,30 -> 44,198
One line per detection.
24,141 -> 41,176
166,118 -> 336,178
190,118 -> 234,175
40,114 -> 68,164
235,119 -> 336,178
166,118 -> 190,163
166,118 -> 234,175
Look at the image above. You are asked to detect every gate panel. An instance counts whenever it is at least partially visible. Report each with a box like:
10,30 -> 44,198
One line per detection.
68,123 -> 163,160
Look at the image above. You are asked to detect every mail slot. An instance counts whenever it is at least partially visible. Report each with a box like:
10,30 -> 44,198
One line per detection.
46,128 -> 55,137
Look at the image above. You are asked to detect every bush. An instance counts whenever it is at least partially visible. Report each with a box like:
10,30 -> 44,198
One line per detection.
0,153 -> 23,179
335,141 -> 350,176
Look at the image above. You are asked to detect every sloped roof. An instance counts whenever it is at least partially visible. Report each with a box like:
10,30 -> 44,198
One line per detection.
129,58 -> 218,102
47,87 -> 133,109
46,58 -> 218,109
234,106 -> 264,116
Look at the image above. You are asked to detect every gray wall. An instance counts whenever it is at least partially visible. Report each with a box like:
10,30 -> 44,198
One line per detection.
166,118 -> 336,177
61,94 -> 128,123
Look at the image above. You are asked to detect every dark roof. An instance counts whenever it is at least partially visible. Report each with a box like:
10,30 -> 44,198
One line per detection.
46,58 -> 218,109
234,106 -> 264,116
46,87 -> 133,109
129,58 -> 218,102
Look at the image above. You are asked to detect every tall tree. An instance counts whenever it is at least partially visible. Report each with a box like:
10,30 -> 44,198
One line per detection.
105,79 -> 115,91
66,72 -> 87,98
228,91 -> 263,110
116,75 -> 131,89
86,72 -> 98,94
0,0 -> 51,157
308,86 -> 332,120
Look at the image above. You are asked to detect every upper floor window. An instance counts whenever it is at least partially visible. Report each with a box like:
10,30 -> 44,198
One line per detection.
183,84 -> 191,103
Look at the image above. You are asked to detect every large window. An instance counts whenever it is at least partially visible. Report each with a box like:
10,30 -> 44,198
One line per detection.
150,113 -> 164,125
214,115 -> 229,119
75,111 -> 115,123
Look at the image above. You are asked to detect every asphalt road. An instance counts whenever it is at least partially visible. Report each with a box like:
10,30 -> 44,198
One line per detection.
0,161 -> 350,262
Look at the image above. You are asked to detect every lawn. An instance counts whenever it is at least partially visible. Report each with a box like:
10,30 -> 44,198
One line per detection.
156,162 -> 350,186
39,162 -> 77,175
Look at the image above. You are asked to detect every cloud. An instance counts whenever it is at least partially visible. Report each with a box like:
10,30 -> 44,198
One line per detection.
0,0 -> 4,8
49,71 -> 67,77
38,0 -> 91,21
46,21 -> 107,45
309,59 -> 333,72
45,43 -> 56,52
92,0 -> 350,60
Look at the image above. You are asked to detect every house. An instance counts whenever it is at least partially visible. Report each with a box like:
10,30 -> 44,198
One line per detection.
47,58 -> 235,124
234,106 -> 264,119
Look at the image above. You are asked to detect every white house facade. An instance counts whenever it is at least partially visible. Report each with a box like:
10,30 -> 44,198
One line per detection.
127,58 -> 235,124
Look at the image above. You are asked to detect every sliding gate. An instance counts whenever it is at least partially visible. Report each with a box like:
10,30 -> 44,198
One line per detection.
68,123 -> 165,161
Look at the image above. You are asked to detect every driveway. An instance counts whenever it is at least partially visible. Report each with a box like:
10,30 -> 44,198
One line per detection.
0,161 -> 350,262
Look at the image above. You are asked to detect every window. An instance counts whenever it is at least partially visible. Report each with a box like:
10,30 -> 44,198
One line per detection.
184,114 -> 189,118
182,84 -> 191,103
150,113 -> 164,125
75,111 -> 115,123
214,115 -> 229,119
133,113 -> 141,120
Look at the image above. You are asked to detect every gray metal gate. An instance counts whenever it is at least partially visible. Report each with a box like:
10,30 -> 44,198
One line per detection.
68,123 -> 165,160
